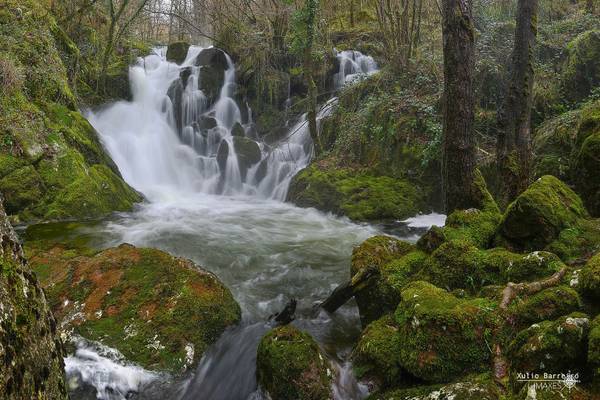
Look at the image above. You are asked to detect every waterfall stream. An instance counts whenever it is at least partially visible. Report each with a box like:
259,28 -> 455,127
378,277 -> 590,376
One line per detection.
61,47 -> 442,400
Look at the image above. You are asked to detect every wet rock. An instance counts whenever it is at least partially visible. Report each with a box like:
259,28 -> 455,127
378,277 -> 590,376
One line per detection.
496,176 -> 589,251
0,199 -> 68,399
195,48 -> 229,104
256,325 -> 332,400
27,243 -> 241,373
232,122 -> 245,137
216,139 -> 229,172
166,41 -> 190,64
198,115 -> 218,131
233,136 -> 261,180
508,313 -> 590,391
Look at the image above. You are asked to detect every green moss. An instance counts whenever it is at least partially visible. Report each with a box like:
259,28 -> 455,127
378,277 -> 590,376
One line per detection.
579,253 -> 600,300
575,132 -> 600,216
561,30 -> 600,104
547,218 -> 600,263
508,313 -> 590,391
28,244 -> 241,373
44,164 -> 141,220
0,165 -> 44,215
256,325 -> 332,400
508,286 -> 582,329
504,251 -> 564,283
441,208 -> 502,249
394,281 -> 497,383
287,164 -> 424,221
589,315 -> 600,385
350,236 -> 415,325
352,315 -> 404,388
166,42 -> 190,64
367,378 -> 500,400
497,176 -> 589,251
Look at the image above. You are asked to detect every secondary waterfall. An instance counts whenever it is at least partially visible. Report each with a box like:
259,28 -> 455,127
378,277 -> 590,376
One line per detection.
88,46 -> 377,201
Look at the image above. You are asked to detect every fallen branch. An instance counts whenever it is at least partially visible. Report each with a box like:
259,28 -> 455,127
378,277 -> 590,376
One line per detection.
493,267 -> 568,384
319,266 -> 379,313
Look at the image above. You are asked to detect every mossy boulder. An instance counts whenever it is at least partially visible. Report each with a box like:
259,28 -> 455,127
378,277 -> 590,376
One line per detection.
497,176 -> 589,251
27,243 -> 241,373
367,378 -> 500,400
394,281 -> 497,383
256,325 -> 332,400
352,315 -> 404,388
434,207 -> 502,250
507,286 -> 582,329
0,1 -> 141,222
575,131 -> 600,217
0,200 -> 68,399
351,235 -> 415,325
508,313 -> 590,390
547,218 -> 600,263
561,30 -> 600,104
166,41 -> 190,64
287,164 -> 425,222
579,252 -> 600,300
589,315 -> 600,386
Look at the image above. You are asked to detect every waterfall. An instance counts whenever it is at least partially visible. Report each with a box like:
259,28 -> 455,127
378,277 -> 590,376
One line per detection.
88,46 -> 378,202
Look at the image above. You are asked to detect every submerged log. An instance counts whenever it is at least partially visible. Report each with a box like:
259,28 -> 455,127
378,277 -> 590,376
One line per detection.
319,265 -> 379,313
269,298 -> 297,326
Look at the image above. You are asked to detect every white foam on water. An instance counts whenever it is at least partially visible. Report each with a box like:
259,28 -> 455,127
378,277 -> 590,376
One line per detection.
402,212 -> 447,228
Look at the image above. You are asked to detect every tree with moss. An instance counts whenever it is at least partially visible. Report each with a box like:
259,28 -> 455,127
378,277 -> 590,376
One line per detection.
497,0 -> 539,206
441,0 -> 479,213
287,0 -> 323,154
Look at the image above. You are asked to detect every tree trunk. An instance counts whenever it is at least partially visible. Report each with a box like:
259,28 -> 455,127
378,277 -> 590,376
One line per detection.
441,0 -> 478,213
497,0 -> 538,206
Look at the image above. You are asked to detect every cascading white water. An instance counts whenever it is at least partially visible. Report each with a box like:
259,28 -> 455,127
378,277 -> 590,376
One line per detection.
88,47 -> 378,202
76,46 -> 386,400
333,50 -> 379,89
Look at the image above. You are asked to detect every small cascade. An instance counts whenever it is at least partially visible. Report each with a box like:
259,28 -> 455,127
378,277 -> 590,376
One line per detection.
333,50 -> 379,89
88,46 -> 379,202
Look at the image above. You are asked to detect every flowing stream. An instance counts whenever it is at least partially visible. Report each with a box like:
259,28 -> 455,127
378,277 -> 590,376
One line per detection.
59,46 -> 444,399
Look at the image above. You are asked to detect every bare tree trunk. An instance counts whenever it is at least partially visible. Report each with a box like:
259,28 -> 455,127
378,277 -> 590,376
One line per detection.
497,0 -> 538,206
441,0 -> 479,213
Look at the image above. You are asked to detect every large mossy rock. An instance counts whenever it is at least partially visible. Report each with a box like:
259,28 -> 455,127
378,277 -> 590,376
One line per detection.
508,313 -> 590,391
351,236 -> 415,326
579,252 -> 600,300
575,130 -> 600,217
27,243 -> 241,373
367,378 -> 500,400
497,176 -> 589,251
256,325 -> 332,400
394,282 -> 495,383
287,164 -> 424,222
352,315 -> 405,389
0,1 -> 141,222
561,30 -> 600,104
0,200 -> 68,399
589,315 -> 600,386
166,41 -> 190,64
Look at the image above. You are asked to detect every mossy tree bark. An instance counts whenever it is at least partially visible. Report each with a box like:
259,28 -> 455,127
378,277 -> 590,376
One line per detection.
497,0 -> 538,206
441,0 -> 479,213
302,0 -> 323,155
